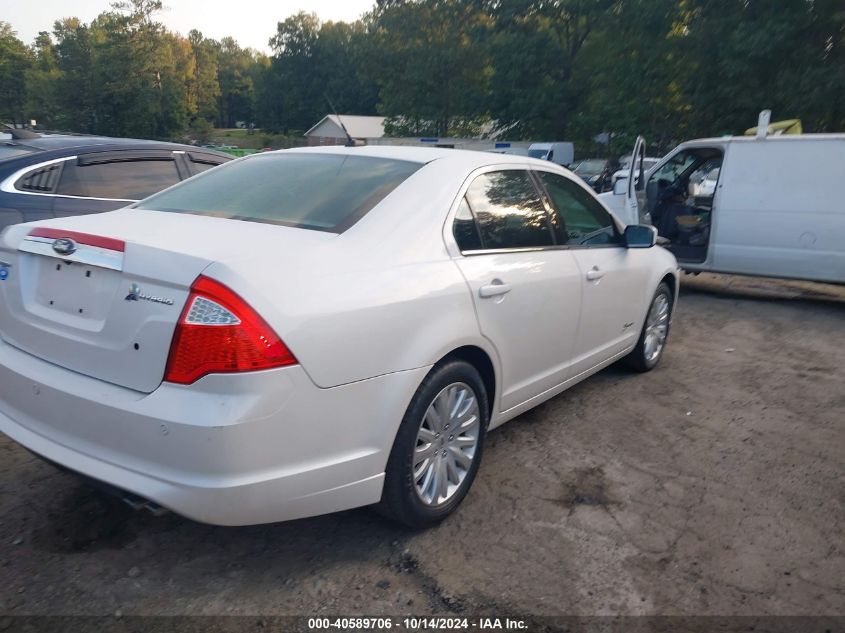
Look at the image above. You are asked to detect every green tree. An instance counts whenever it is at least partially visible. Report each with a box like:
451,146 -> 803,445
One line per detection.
678,0 -> 845,135
369,0 -> 493,136
257,12 -> 378,133
0,22 -> 33,125
217,37 -> 259,127
24,32 -> 62,128
188,30 -> 221,123
52,17 -> 97,132
484,0 -> 618,140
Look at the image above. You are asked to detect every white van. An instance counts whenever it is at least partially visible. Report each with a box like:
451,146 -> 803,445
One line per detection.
601,134 -> 845,284
528,142 -> 574,167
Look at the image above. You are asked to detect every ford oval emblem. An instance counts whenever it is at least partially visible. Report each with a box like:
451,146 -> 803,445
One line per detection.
52,238 -> 77,256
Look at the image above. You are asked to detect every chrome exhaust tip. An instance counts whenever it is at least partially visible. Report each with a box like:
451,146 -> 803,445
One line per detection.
122,492 -> 170,517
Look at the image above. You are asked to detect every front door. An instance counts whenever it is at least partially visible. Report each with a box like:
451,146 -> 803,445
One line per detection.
534,170 -> 647,375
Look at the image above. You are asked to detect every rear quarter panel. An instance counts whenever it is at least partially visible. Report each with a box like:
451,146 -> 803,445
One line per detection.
205,257 -> 485,389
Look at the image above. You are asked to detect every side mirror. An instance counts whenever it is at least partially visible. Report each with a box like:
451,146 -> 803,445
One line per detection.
624,224 -> 657,248
612,178 -> 628,195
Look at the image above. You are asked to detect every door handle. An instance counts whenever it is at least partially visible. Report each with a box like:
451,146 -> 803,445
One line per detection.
585,266 -> 605,281
479,281 -> 511,298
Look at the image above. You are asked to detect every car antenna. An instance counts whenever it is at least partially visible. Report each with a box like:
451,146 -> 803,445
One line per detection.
325,96 -> 364,147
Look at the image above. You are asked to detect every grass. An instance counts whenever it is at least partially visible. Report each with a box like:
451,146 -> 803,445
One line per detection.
208,128 -> 306,150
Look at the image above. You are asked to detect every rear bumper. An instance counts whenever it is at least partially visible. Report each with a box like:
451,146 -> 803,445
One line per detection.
0,337 -> 428,525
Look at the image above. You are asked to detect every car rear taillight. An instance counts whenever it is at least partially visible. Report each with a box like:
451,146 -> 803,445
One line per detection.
164,276 -> 297,385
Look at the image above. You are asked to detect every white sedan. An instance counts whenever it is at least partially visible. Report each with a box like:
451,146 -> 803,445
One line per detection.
0,146 -> 678,527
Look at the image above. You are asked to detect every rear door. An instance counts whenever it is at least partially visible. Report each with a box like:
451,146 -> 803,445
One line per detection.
535,170 -> 648,375
451,168 -> 583,412
52,150 -> 184,218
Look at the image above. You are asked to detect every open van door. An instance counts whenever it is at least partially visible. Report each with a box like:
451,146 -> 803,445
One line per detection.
626,135 -> 647,225
598,135 -> 646,225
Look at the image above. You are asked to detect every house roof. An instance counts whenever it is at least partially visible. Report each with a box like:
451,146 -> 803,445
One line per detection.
305,114 -> 386,139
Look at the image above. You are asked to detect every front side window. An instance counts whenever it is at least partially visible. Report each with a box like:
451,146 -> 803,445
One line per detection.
464,170 -> 553,249
57,160 -> 180,200
136,153 -> 421,233
538,171 -> 620,247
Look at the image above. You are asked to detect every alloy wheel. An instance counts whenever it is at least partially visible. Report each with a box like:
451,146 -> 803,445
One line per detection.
644,292 -> 670,363
413,382 -> 480,506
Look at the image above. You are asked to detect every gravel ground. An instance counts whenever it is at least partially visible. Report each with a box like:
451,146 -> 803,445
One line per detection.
0,273 -> 843,622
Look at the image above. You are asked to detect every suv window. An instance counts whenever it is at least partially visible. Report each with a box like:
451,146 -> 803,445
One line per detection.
537,171 -> 620,246
57,159 -> 181,200
464,170 -> 553,249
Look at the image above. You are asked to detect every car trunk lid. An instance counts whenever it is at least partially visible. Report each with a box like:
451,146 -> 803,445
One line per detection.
0,209 -> 333,393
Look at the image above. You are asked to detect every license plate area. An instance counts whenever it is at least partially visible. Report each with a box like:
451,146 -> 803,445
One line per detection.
33,258 -> 120,321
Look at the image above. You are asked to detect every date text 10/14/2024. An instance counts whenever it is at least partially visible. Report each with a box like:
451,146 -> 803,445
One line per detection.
307,617 -> 528,631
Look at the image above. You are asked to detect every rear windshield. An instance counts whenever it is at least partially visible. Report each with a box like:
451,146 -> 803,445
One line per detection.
135,152 -> 422,232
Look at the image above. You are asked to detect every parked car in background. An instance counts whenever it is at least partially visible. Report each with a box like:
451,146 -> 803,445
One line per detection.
692,166 -> 720,197
572,158 -> 618,193
487,147 -> 531,157
0,130 -> 231,232
0,146 -> 678,528
611,156 -> 661,188
528,142 -> 574,167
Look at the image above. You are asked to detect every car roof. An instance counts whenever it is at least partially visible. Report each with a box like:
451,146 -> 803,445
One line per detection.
1,132 -> 229,157
680,133 -> 845,146
279,144 -> 557,171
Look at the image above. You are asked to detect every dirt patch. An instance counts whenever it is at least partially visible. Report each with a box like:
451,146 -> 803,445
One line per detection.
556,466 -> 615,510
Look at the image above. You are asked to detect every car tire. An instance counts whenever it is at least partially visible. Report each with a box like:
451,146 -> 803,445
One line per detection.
625,281 -> 673,372
377,360 -> 489,529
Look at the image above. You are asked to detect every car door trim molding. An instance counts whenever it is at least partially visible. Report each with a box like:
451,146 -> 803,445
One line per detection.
459,243 -> 625,257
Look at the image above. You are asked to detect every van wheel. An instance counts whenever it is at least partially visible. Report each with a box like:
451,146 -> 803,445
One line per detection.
378,360 -> 489,528
625,282 -> 673,372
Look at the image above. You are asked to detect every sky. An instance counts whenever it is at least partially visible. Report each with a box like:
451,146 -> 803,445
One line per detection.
4,0 -> 375,53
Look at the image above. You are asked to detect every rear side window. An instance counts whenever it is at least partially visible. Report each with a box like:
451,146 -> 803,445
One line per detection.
136,153 -> 422,233
453,197 -> 483,251
538,171 -> 620,246
188,153 -> 228,175
189,161 -> 219,175
57,160 -> 180,200
464,170 -> 553,249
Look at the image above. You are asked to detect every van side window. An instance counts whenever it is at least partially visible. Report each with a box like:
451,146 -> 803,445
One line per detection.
537,171 -> 620,247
